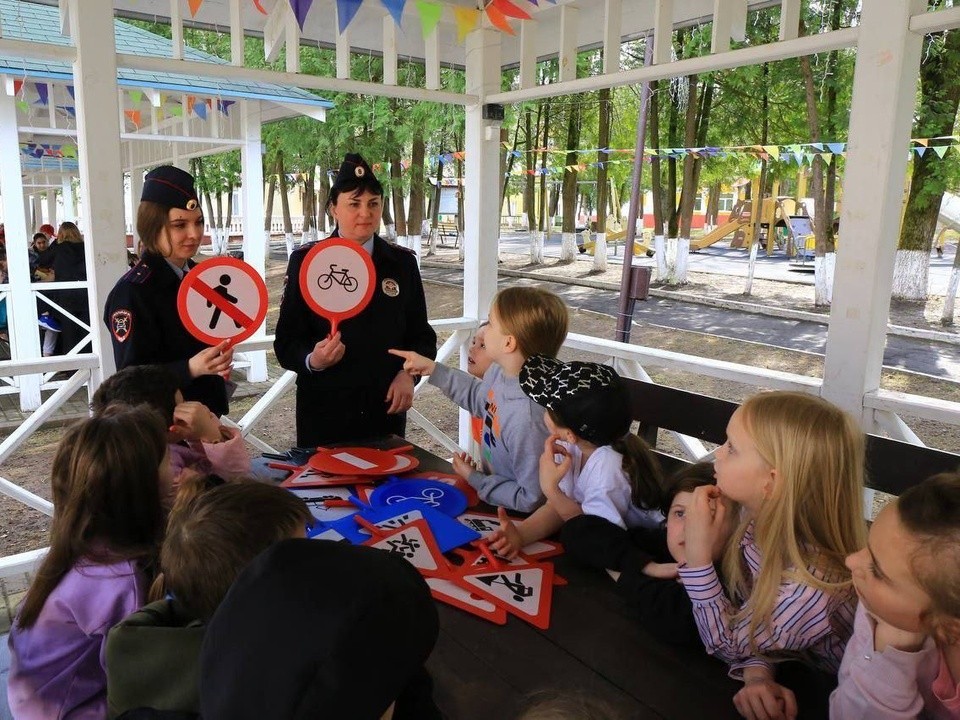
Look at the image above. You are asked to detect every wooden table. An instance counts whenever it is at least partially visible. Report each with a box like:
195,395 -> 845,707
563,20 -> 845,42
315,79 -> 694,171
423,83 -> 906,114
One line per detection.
400,445 -> 741,720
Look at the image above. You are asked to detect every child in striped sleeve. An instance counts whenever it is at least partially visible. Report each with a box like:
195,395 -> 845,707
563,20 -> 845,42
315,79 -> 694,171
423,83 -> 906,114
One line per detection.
678,391 -> 867,720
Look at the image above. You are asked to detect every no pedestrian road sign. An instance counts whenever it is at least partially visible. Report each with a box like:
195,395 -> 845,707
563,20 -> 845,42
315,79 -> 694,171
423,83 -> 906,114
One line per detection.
177,257 -> 268,347
298,238 -> 376,335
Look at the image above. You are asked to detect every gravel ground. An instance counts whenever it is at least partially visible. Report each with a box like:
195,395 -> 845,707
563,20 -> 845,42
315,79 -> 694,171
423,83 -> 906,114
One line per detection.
1,247 -> 957,557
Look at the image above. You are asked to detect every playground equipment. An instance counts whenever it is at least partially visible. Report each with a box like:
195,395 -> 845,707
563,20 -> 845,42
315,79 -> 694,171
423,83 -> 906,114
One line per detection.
581,227 -> 654,257
692,183 -> 800,253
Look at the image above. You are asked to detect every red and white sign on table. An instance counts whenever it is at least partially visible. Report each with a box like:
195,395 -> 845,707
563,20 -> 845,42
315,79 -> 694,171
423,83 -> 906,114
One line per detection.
177,257 -> 268,346
298,239 -> 376,334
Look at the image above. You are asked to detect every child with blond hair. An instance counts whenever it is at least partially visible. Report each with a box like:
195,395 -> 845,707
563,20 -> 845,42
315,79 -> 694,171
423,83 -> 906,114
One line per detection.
679,391 -> 867,720
391,286 -> 568,512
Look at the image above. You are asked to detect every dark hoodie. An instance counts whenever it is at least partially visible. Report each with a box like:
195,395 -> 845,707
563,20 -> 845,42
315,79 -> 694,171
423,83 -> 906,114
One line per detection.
199,539 -> 441,720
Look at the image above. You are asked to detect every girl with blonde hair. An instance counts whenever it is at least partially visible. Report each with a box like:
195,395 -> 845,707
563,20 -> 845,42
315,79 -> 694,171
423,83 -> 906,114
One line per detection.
679,391 -> 867,720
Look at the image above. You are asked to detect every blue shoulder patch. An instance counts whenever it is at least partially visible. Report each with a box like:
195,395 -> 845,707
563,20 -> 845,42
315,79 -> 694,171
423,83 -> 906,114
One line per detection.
121,261 -> 152,285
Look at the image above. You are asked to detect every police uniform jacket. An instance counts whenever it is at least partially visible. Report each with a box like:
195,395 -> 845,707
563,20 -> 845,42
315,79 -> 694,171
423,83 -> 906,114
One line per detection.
274,234 -> 437,447
103,251 -> 228,416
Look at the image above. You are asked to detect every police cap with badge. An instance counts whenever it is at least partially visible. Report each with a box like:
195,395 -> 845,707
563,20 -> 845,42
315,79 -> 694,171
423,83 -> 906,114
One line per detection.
520,355 -> 632,446
330,153 -> 382,197
141,165 -> 200,210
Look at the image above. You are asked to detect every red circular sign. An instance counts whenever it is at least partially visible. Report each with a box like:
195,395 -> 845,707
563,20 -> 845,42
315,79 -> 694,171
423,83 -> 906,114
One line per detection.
298,238 -> 376,335
176,257 -> 268,347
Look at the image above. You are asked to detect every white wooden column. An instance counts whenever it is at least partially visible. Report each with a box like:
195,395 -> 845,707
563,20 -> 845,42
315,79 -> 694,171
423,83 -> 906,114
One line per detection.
45,191 -> 57,227
129,167 -> 144,248
240,100 -> 267,382
30,196 -> 42,229
61,177 -> 75,220
68,0 -> 128,386
461,27 -> 501,446
0,77 -> 42,409
822,0 -> 925,425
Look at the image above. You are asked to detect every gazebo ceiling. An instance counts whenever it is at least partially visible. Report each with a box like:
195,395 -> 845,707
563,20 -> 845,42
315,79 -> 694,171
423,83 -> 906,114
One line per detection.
106,0 -> 777,69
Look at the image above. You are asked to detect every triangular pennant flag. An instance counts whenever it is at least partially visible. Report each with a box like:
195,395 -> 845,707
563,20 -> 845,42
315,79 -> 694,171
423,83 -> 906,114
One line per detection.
128,89 -> 143,106
485,2 -> 515,33
915,138 -> 929,148
493,0 -> 532,20
459,561 -> 554,629
34,83 -> 48,106
16,99 -> 28,114
933,145 -> 950,159
13,79 -> 23,96
62,144 -> 77,159
380,0 -> 406,26
124,109 -> 142,129
820,152 -> 833,165
66,85 -> 74,99
188,0 -> 203,16
416,0 -> 442,37
827,142 -> 845,154
194,101 -> 208,120
168,104 -> 183,117
217,99 -> 236,116
453,6 -> 480,42
290,0 -> 314,30
253,0 -> 267,13
336,0 -> 362,32
762,145 -> 780,160
809,142 -> 824,151
915,146 -> 928,157
186,96 -> 196,115
57,104 -> 75,117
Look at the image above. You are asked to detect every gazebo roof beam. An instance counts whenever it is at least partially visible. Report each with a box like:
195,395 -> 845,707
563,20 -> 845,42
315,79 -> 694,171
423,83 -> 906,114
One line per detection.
909,4 -> 960,33
489,25 -> 859,104
115,51 -> 474,106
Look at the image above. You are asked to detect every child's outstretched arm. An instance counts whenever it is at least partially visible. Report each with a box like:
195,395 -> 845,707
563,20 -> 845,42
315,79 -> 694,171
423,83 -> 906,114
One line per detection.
488,505 -> 564,560
388,348 -> 436,376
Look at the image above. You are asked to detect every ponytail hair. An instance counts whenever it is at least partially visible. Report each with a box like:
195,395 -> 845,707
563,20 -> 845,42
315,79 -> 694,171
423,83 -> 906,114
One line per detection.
612,433 -> 664,511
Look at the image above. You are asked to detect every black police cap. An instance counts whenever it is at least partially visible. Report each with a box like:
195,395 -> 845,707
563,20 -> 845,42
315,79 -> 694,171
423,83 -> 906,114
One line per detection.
141,165 -> 200,211
332,153 -> 377,189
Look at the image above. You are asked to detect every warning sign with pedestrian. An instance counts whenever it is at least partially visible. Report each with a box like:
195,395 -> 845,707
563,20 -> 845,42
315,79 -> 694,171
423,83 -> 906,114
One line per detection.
177,257 -> 268,347
298,238 -> 376,334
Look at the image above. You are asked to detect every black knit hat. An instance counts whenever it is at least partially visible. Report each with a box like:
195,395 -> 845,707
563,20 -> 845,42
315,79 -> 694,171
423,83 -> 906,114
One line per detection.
141,165 -> 200,211
199,538 -> 439,720
520,355 -> 631,446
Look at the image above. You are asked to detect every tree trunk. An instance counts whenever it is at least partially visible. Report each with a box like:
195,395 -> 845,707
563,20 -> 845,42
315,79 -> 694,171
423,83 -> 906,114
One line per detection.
408,131 -> 426,239
559,101 -> 581,261
277,153 -> 294,257
316,169 -> 329,234
264,172 -> 276,233
649,81 -> 668,281
676,75 -> 700,242
706,181 -> 720,230
942,243 -> 960,325
429,151 -> 444,255
895,26 -> 960,301
525,106 -> 538,233
390,153 -> 408,239
594,86 -> 611,271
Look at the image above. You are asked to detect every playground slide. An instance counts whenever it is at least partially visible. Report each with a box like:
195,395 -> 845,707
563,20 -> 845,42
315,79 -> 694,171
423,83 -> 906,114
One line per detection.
940,192 -> 960,233
691,217 -> 750,250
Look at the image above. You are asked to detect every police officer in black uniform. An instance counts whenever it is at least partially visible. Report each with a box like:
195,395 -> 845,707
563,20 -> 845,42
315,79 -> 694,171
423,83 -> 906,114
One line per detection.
103,166 -> 233,416
274,154 -> 437,447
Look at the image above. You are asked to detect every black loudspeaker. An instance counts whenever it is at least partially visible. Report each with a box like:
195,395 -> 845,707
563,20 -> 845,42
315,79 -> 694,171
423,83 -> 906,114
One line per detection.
482,103 -> 505,121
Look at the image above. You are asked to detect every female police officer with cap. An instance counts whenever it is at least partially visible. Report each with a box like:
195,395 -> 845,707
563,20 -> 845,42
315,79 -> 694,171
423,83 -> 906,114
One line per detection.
103,166 -> 233,416
274,154 -> 437,447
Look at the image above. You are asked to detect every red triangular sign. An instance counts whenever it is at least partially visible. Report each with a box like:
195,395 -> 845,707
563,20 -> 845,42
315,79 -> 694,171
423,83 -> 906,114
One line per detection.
460,562 -> 554,629
364,519 -> 446,576
426,577 -> 508,624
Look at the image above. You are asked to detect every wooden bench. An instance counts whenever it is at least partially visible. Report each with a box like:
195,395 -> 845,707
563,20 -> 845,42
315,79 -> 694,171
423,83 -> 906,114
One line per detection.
622,377 -> 960,502
434,221 -> 461,248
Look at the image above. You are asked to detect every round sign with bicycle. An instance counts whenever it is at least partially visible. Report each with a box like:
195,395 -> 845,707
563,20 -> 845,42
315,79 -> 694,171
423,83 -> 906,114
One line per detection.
298,238 -> 376,334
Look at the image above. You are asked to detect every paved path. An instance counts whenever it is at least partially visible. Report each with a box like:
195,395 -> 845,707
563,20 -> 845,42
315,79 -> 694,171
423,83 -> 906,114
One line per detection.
419,264 -> 960,382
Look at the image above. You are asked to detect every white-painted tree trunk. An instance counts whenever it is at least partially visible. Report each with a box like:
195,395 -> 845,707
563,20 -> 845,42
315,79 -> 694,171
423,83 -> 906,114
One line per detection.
284,232 -> 295,259
559,231 -> 577,261
673,237 -> 690,284
825,252 -> 836,304
891,249 -> 929,301
384,222 -> 397,242
744,239 -> 759,295
942,266 -> 960,325
411,234 -> 423,266
813,253 -> 836,305
396,235 -> 408,249
458,240 -> 465,262
529,230 -> 544,264
654,235 -> 667,282
428,229 -> 438,256
593,233 -> 608,272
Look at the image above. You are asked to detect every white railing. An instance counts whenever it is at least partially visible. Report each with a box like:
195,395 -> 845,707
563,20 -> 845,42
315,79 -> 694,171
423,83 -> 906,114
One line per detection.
1,318 -> 959,577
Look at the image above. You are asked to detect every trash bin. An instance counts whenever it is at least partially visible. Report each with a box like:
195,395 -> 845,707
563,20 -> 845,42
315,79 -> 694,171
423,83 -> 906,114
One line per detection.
628,265 -> 652,300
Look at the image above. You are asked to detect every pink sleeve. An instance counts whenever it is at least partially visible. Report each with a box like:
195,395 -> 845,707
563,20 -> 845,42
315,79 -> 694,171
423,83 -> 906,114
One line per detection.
830,603 -> 936,720
198,427 -> 251,479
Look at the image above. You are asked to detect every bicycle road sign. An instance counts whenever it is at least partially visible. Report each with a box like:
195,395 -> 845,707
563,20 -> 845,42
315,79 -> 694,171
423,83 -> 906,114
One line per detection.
177,257 -> 268,347
298,238 -> 376,334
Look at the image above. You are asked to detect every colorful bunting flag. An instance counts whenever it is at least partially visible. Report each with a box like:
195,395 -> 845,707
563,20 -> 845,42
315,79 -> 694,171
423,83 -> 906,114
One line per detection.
13,79 -> 22,96
194,100 -> 207,120
381,0 -> 406,25
485,3 -> 515,34
337,0 -> 363,32
168,104 -> 183,117
129,89 -> 143,106
416,0 -> 443,38
290,0 -> 315,29
34,83 -> 48,106
15,99 -> 28,114
124,109 -> 142,129
188,0 -> 203,17
493,0 -> 532,20
217,99 -> 236,116
62,144 -> 77,159
453,6 -> 480,42
253,0 -> 268,14
57,104 -> 75,117
827,142 -> 845,154
933,145 -> 950,159
66,85 -> 74,100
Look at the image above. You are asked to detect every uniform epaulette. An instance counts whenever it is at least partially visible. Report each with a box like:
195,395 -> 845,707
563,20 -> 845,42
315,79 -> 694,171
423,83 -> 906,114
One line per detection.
120,261 -> 152,285
390,242 -> 417,256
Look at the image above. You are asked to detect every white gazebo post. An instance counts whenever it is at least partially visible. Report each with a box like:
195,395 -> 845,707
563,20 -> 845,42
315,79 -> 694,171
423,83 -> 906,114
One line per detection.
240,99 -> 267,382
30,196 -> 41,230
460,26 -> 502,447
129,166 -> 144,248
0,75 -> 43,410
67,0 -> 128,387
44,191 -> 57,228
61,176 -> 75,221
821,0 -> 925,426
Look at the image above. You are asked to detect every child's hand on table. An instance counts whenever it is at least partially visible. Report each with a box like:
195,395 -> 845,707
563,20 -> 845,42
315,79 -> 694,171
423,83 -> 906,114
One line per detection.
452,451 -> 478,481
488,507 -> 524,560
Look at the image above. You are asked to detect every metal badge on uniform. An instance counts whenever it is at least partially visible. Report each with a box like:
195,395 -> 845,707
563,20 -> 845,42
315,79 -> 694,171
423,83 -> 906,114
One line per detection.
111,309 -> 133,343
382,278 -> 400,297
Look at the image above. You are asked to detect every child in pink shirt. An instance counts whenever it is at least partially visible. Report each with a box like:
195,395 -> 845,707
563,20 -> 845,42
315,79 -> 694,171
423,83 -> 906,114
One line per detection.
831,472 -> 960,720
